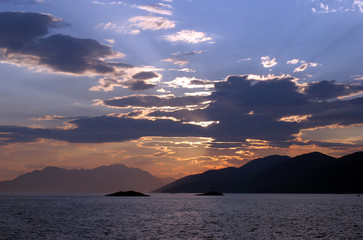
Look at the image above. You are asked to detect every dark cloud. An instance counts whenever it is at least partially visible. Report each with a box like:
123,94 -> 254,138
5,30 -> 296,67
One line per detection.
0,116 -> 206,144
130,81 -> 157,90
35,34 -> 116,74
303,97 -> 363,127
212,76 -> 306,110
190,79 -> 215,86
0,125 -> 56,144
103,95 -> 207,108
0,12 -> 120,75
0,11 -> 162,91
304,80 -> 363,100
181,50 -> 205,56
132,71 -> 158,80
128,71 -> 161,90
150,75 -> 363,145
109,62 -> 134,68
90,71 -> 161,91
1,75 -> 362,148
0,12 -> 60,44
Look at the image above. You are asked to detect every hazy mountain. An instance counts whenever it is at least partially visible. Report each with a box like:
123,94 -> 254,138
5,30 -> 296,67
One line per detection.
0,164 -> 165,194
154,152 -> 363,193
159,177 -> 176,185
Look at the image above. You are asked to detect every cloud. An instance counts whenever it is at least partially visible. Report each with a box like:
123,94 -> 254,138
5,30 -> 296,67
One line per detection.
104,38 -> 115,45
354,0 -> 363,12
128,29 -> 140,35
132,71 -> 158,80
164,30 -> 214,44
96,22 -> 121,31
0,12 -> 62,42
162,58 -> 189,66
293,63 -> 309,72
91,1 -> 174,15
90,66 -> 162,92
293,62 -> 319,73
165,77 -> 215,89
238,57 -> 251,63
135,3 -> 173,16
246,74 -> 292,81
0,12 -> 162,91
129,81 -> 157,91
260,56 -> 277,68
0,12 -> 122,75
32,115 -> 67,121
2,75 -> 363,150
304,80 -> 363,100
0,117 -> 206,144
102,95 -> 208,109
97,16 -> 175,34
286,59 -> 300,65
279,115 -> 311,123
352,75 -> 363,81
299,124 -> 363,147
311,0 -> 363,13
128,71 -> 160,90
174,50 -> 206,56
286,59 -> 320,72
312,2 -> 337,13
168,68 -> 196,73
162,50 -> 206,66
128,16 -> 175,31
92,1 -> 125,5
150,75 -> 363,146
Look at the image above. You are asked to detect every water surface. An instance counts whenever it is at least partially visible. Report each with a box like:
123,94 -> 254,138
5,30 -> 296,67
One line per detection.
1,193 -> 362,239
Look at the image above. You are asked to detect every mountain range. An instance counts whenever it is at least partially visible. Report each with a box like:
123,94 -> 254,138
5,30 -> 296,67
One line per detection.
0,151 -> 362,194
0,164 -> 168,194
154,151 -> 363,193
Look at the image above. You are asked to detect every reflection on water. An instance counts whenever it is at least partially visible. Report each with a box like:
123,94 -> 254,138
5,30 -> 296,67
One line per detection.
1,193 -> 362,239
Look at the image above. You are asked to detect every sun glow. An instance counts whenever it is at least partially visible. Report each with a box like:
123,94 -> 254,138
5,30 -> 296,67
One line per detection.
183,121 -> 219,127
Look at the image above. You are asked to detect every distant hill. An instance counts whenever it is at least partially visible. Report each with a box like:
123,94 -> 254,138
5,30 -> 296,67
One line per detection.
154,152 -> 363,193
0,164 -> 165,194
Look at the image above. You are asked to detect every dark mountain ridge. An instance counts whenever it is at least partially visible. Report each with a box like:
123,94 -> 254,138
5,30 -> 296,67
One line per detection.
0,164 -> 165,193
154,151 -> 363,193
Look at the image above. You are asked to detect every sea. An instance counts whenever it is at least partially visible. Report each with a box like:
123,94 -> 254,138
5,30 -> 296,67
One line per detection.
0,193 -> 362,239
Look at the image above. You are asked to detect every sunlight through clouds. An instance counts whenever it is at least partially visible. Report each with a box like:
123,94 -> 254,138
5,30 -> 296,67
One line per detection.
164,30 -> 214,44
165,77 -> 215,89
0,0 -> 362,182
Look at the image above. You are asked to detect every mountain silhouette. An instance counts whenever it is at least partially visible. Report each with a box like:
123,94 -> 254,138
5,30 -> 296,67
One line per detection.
154,152 -> 363,193
0,164 -> 165,194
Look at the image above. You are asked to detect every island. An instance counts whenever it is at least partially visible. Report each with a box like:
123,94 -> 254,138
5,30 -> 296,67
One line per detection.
196,191 -> 224,196
105,190 -> 150,197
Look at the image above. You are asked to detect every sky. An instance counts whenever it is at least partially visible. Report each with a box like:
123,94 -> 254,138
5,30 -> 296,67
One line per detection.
0,0 -> 363,181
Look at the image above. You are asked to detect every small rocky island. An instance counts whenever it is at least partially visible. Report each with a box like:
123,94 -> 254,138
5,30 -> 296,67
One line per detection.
196,190 -> 224,196
105,190 -> 150,197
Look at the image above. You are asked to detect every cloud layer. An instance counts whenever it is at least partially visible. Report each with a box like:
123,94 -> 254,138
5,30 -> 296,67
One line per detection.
1,75 -> 363,149
103,95 -> 207,109
0,12 -> 122,75
0,12 -> 161,91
